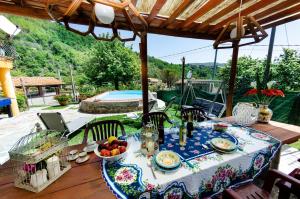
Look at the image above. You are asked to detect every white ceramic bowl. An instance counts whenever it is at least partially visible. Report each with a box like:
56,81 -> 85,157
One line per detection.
94,142 -> 129,162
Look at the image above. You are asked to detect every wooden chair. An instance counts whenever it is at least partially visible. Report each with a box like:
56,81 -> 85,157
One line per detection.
276,164 -> 300,199
222,169 -> 300,199
181,107 -> 210,122
142,112 -> 173,130
82,120 -> 126,144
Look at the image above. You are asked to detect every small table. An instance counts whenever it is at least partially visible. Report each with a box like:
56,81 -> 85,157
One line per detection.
0,97 -> 12,117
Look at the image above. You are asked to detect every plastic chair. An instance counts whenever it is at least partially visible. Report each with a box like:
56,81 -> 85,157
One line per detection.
181,107 -> 210,122
82,120 -> 126,144
142,112 -> 173,130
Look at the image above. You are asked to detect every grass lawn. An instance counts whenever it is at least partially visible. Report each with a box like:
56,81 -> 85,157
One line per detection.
68,107 -> 181,145
43,105 -> 69,110
68,105 -> 300,151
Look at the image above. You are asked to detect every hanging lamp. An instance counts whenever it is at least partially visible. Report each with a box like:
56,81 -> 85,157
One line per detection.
46,0 -> 147,42
213,0 -> 268,49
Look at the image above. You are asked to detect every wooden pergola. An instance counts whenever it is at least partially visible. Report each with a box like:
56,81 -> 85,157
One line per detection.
1,0 -> 300,115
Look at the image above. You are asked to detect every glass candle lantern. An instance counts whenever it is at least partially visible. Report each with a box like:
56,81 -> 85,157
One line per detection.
140,123 -> 159,156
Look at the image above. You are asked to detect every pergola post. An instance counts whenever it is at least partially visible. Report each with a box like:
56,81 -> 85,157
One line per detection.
226,42 -> 239,116
263,26 -> 276,87
140,33 -> 148,115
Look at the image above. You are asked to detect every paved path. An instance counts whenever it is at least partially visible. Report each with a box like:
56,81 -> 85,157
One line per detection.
0,104 -> 126,164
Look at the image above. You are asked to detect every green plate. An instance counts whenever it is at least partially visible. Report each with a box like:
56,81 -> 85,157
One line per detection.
155,150 -> 181,169
210,138 -> 237,152
152,157 -> 181,173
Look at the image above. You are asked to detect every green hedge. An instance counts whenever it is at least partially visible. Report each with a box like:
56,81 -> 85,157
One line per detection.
157,89 -> 300,126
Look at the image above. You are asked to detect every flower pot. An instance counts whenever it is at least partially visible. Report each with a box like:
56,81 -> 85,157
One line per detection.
58,100 -> 69,106
257,104 -> 273,123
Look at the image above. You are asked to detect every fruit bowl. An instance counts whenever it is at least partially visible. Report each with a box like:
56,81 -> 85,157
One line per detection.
94,139 -> 129,162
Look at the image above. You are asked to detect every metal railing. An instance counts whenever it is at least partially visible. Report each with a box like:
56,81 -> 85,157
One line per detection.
0,41 -> 17,59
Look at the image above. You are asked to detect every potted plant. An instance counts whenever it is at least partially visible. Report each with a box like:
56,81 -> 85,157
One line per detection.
54,94 -> 72,106
244,81 -> 285,123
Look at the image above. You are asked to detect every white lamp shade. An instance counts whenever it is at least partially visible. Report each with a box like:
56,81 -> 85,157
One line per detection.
94,3 -> 115,24
230,26 -> 245,39
0,15 -> 21,36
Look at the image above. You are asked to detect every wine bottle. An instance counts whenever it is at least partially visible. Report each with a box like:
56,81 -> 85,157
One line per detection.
158,119 -> 164,144
179,118 -> 187,146
187,112 -> 194,138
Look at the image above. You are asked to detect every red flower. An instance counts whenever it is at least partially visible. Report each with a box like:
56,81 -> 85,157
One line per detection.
261,89 -> 285,97
244,89 -> 257,96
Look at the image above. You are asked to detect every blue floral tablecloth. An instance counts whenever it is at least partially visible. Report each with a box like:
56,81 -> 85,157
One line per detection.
101,120 -> 281,199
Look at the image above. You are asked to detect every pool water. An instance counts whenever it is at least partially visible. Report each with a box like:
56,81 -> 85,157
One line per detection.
97,90 -> 142,101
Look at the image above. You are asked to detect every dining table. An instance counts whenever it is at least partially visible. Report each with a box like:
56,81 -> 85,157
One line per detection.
0,118 -> 299,199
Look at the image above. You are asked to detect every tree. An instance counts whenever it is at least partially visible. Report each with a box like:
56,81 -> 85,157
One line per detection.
160,69 -> 178,88
84,40 -> 140,90
273,48 -> 300,91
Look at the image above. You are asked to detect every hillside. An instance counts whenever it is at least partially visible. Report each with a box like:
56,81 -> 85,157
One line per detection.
3,15 -> 218,84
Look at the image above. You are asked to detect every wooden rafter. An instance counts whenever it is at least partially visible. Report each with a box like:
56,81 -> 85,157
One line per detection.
0,0 -> 299,40
258,3 -> 300,26
263,12 -> 300,29
195,0 -> 252,32
179,0 -> 223,30
147,0 -> 167,24
254,0 -> 300,20
160,0 -> 195,28
209,0 -> 278,33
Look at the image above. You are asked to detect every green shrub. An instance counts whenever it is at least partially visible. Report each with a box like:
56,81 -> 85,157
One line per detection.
54,94 -> 72,106
16,91 -> 27,111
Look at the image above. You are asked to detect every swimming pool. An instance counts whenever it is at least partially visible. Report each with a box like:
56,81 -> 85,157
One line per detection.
79,90 -> 152,114
95,90 -> 142,101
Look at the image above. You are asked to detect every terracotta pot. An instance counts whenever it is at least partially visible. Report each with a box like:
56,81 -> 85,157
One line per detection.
257,104 -> 273,123
58,100 -> 69,106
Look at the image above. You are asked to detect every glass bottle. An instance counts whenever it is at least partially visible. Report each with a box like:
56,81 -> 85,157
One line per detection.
186,112 -> 194,138
179,118 -> 187,146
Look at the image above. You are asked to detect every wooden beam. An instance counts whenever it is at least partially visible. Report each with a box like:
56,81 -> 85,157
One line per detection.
160,0 -> 195,28
263,12 -> 300,29
209,0 -> 277,33
254,0 -> 300,20
0,3 -> 50,20
140,33 -> 149,115
180,0 -> 223,30
195,0 -> 252,32
258,3 -> 300,26
226,41 -> 239,116
147,0 -> 167,24
12,0 -> 24,7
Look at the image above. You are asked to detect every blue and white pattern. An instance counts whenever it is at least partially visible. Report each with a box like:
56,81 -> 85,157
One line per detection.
101,121 -> 281,199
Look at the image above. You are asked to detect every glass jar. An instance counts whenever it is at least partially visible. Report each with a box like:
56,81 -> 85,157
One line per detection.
140,124 -> 159,156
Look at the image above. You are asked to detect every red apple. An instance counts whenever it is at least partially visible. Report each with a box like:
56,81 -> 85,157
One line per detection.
120,141 -> 128,147
100,149 -> 111,157
111,140 -> 119,145
119,146 -> 126,154
103,143 -> 110,149
111,144 -> 119,149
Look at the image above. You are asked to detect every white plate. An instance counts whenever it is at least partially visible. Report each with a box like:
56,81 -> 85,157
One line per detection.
83,145 -> 97,153
76,155 -> 90,164
67,154 -> 79,161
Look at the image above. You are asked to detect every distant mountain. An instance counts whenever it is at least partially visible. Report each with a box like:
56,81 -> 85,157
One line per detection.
188,62 -> 226,68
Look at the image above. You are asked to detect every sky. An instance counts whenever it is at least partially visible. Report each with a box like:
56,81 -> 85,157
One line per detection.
89,19 -> 300,64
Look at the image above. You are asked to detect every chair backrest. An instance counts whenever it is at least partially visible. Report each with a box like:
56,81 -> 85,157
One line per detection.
163,96 -> 176,112
142,112 -> 171,130
192,98 -> 226,118
82,120 -> 126,143
181,107 -> 208,122
37,112 -> 69,133
148,99 -> 157,112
